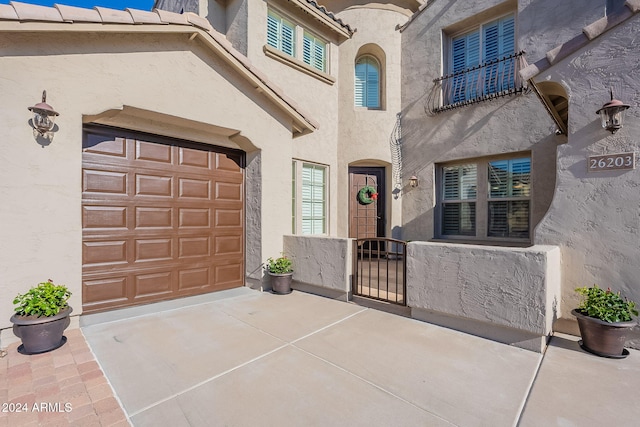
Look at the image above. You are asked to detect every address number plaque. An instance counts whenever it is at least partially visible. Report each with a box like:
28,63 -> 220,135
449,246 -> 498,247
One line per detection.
588,152 -> 636,172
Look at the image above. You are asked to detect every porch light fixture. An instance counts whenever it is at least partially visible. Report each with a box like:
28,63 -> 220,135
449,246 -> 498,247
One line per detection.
28,90 -> 59,136
596,88 -> 630,134
409,175 -> 419,188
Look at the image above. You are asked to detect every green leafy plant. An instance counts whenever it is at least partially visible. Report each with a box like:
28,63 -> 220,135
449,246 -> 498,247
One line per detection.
13,279 -> 72,317
266,254 -> 293,274
575,285 -> 638,323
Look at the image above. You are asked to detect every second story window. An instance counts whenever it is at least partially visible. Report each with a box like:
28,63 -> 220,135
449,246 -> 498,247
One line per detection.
266,9 -> 328,74
267,11 -> 295,57
450,14 -> 515,103
354,55 -> 380,108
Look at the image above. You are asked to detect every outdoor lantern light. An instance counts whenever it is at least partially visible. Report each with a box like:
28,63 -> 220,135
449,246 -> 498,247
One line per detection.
596,88 -> 630,134
409,175 -> 419,188
28,90 -> 59,136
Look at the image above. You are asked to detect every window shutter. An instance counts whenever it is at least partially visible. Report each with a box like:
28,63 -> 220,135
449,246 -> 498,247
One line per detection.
354,62 -> 366,107
366,60 -> 379,108
510,158 -> 530,197
355,57 -> 379,108
267,13 -> 279,49
314,42 -> 325,72
301,164 -> 326,235
303,33 -> 326,72
499,15 -> 515,58
281,21 -> 295,56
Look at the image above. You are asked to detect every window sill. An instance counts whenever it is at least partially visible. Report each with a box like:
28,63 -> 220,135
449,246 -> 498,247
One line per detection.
263,45 -> 336,86
431,238 -> 532,248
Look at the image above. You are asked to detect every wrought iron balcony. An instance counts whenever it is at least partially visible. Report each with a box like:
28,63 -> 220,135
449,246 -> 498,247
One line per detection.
426,51 -> 528,114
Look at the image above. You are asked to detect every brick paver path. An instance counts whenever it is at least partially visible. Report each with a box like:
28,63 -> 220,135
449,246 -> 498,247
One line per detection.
0,328 -> 129,426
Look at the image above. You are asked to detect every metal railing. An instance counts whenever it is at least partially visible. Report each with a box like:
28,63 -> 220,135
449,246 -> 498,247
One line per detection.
426,51 -> 527,114
352,238 -> 407,305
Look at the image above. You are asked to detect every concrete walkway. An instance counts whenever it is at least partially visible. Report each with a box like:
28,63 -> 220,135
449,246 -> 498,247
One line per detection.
3,288 -> 639,426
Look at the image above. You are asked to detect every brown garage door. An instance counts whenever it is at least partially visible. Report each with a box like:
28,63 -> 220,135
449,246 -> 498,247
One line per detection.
82,126 -> 245,313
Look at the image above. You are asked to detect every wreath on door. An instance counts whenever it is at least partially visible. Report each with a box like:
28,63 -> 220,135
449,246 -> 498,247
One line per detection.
357,185 -> 378,205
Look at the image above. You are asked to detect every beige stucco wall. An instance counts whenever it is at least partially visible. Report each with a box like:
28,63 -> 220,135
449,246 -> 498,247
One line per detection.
336,7 -> 408,240
0,29 -> 297,334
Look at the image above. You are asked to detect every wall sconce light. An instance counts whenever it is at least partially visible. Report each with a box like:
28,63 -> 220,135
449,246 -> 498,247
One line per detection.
409,175 -> 419,188
28,90 -> 59,136
596,88 -> 630,134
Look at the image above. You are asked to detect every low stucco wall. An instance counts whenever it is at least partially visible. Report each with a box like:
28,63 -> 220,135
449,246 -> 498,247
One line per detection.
407,242 -> 561,352
283,235 -> 352,299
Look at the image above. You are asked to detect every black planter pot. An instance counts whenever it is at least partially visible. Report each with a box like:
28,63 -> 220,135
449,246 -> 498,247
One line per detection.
10,306 -> 72,355
268,271 -> 293,295
572,309 -> 636,358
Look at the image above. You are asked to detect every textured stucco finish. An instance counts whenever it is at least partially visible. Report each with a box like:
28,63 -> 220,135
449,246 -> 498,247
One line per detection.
0,31 -> 294,330
283,235 -> 352,294
407,242 -> 561,338
401,0 -> 640,346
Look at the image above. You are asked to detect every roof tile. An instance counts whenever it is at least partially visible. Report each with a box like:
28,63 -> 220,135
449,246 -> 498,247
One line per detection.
55,4 -> 102,23
184,12 -> 212,31
94,6 -> 134,24
0,4 -> 19,20
127,8 -> 163,25
11,1 -> 63,22
153,8 -> 189,25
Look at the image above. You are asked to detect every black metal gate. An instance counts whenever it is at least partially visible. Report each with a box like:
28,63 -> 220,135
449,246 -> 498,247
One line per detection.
352,238 -> 407,305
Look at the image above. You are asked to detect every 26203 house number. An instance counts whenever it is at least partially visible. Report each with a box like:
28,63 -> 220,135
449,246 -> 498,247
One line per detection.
588,152 -> 635,172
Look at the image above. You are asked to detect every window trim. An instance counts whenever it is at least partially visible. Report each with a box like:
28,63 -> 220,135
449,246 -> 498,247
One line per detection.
292,159 -> 329,235
435,152 -> 532,245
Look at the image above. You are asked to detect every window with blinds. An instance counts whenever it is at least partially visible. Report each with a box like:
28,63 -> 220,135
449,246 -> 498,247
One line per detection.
355,56 -> 380,108
303,32 -> 326,72
301,163 -> 326,235
438,155 -> 531,241
267,11 -> 295,57
488,158 -> 530,238
441,164 -> 477,236
450,14 -> 515,103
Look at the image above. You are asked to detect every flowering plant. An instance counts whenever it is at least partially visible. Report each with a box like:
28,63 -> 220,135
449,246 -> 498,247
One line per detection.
266,254 -> 293,274
575,285 -> 638,323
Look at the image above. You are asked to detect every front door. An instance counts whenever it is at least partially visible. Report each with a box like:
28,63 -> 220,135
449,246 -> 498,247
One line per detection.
349,167 -> 385,239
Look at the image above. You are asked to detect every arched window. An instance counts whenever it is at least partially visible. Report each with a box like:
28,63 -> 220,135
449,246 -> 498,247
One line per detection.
355,56 -> 380,108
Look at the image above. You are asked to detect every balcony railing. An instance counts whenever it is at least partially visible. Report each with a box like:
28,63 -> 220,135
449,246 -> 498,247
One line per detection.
426,51 -> 528,114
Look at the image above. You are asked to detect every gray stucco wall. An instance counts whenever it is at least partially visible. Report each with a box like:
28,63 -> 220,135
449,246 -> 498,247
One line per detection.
400,0 -> 640,343
407,242 -> 561,351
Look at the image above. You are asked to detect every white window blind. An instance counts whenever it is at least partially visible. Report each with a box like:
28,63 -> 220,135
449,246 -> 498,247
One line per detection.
442,164 -> 477,236
267,11 -> 295,57
301,163 -> 326,234
355,56 -> 380,108
450,14 -> 515,102
487,158 -> 530,238
303,32 -> 326,72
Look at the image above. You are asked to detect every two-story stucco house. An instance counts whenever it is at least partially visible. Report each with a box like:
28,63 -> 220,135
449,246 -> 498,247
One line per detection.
1,0 -> 638,352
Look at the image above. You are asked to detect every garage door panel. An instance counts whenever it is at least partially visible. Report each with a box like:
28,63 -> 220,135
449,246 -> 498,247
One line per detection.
84,169 -> 128,195
135,140 -> 172,163
135,271 -> 173,298
179,237 -> 210,258
135,239 -> 173,262
135,174 -> 173,197
83,135 -> 127,158
179,147 -> 210,168
83,128 -> 244,313
179,208 -> 210,228
83,277 -> 128,306
178,267 -> 210,290
83,206 -> 128,229
178,178 -> 211,199
215,152 -> 243,172
214,235 -> 242,255
83,240 -> 128,266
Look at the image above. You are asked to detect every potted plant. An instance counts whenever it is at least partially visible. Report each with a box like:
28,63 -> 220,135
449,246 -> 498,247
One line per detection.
265,254 -> 293,295
10,279 -> 73,354
572,284 -> 638,358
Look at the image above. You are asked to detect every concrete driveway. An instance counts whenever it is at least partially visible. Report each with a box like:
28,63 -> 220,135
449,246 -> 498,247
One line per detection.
80,288 -> 640,426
